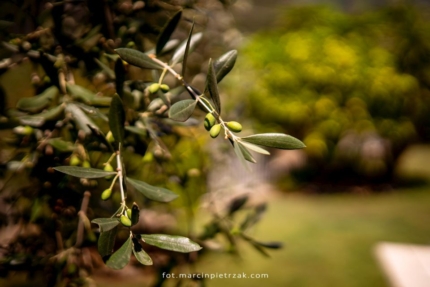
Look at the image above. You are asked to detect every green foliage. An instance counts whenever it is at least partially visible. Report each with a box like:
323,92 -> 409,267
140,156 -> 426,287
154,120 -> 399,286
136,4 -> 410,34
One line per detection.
238,5 -> 430,182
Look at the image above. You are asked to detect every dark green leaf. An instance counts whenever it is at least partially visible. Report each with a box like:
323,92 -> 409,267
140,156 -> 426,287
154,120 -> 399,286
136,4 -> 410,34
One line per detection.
106,237 -> 132,270
115,58 -> 125,97
241,133 -> 306,150
145,39 -> 179,56
213,50 -> 237,83
132,238 -> 153,265
115,48 -> 163,70
168,99 -> 197,122
205,59 -> 221,114
182,21 -> 195,77
17,86 -> 58,113
53,166 -> 116,178
46,138 -> 74,152
156,10 -> 182,56
170,32 -> 203,65
228,195 -> 248,215
109,94 -> 125,147
19,104 -> 65,127
91,218 -> 120,232
240,203 -> 267,230
254,241 -> 283,249
98,226 -> 118,258
127,177 -> 178,202
140,234 -> 202,253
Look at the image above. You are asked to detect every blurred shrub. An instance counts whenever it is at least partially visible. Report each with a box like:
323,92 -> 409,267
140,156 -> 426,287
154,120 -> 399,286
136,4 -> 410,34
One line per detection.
238,5 -> 430,185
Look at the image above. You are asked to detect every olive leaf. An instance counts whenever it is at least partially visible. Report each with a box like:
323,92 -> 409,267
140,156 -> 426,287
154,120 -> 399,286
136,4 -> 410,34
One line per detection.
132,238 -> 153,265
241,133 -> 306,150
182,21 -> 195,77
237,140 -> 270,155
115,48 -> 164,70
53,166 -> 117,178
237,141 -> 256,163
91,218 -> 120,232
19,104 -> 65,127
170,32 -> 203,65
106,237 -> 132,270
213,50 -> 237,83
17,86 -> 58,113
98,226 -> 118,258
168,99 -> 197,122
108,94 -> 125,147
233,140 -> 250,170
127,177 -> 178,202
65,103 -> 99,135
156,10 -> 182,56
140,234 -> 202,253
46,138 -> 75,152
94,58 -> 115,80
205,59 -> 221,114
66,83 -> 96,105
115,58 -> 125,97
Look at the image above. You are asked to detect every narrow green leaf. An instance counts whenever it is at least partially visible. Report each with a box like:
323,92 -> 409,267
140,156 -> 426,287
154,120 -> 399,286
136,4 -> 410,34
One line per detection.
168,99 -> 197,122
19,104 -> 65,127
91,218 -> 120,232
115,48 -> 163,70
125,126 -> 147,136
115,58 -> 125,97
132,238 -> 153,265
237,141 -> 257,163
94,58 -> 115,80
233,140 -> 250,170
238,140 -> 270,155
140,234 -> 202,253
46,138 -> 75,152
108,94 -> 126,147
98,226 -> 118,258
17,86 -> 58,113
106,237 -> 132,270
241,133 -> 306,150
145,39 -> 179,56
74,102 -> 108,121
156,10 -> 182,56
53,166 -> 116,178
213,50 -> 237,83
89,96 -> 111,107
254,241 -> 283,249
182,21 -> 195,77
65,103 -> 99,135
170,32 -> 203,65
66,83 -> 96,104
205,59 -> 221,114
127,177 -> 178,202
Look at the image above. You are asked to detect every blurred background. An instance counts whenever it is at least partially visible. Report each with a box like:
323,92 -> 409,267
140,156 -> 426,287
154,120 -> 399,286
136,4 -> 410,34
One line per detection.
1,0 -> 430,286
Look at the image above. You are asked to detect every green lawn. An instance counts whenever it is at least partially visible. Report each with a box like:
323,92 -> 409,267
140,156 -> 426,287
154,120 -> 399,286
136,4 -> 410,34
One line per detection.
195,187 -> 430,287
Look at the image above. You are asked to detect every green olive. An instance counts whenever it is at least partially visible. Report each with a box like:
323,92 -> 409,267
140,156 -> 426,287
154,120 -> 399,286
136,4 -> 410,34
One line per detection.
120,215 -> 132,227
148,83 -> 160,94
69,155 -> 81,166
126,209 -> 132,219
82,160 -> 91,168
101,188 -> 112,200
226,121 -> 242,133
160,84 -> 170,92
204,113 -> 217,131
210,124 -> 222,138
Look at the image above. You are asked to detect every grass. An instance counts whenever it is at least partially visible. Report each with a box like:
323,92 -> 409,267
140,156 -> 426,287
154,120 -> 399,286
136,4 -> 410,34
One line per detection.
194,186 -> 430,287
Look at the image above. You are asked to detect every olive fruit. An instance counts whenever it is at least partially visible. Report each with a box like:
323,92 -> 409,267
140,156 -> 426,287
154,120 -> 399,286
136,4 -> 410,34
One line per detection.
69,155 -> 81,166
226,121 -> 242,133
82,160 -> 91,168
126,209 -> 132,219
101,188 -> 112,200
204,113 -> 216,131
120,215 -> 132,227
160,84 -> 170,92
148,83 -> 160,94
210,124 -> 221,138
104,163 -> 114,172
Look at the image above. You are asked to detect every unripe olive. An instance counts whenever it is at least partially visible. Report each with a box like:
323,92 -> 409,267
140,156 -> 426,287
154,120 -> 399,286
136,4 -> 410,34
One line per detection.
82,160 -> 91,168
70,155 -> 81,166
210,124 -> 221,138
13,125 -> 33,135
106,131 -> 114,143
126,209 -> 132,219
160,84 -> 170,92
120,215 -> 131,227
204,113 -> 216,131
104,163 -> 114,172
226,121 -> 242,133
101,188 -> 112,200
148,83 -> 160,94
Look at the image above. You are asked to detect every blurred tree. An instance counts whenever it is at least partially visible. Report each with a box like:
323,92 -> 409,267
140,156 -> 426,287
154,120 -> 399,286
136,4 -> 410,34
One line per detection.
237,5 -> 430,187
